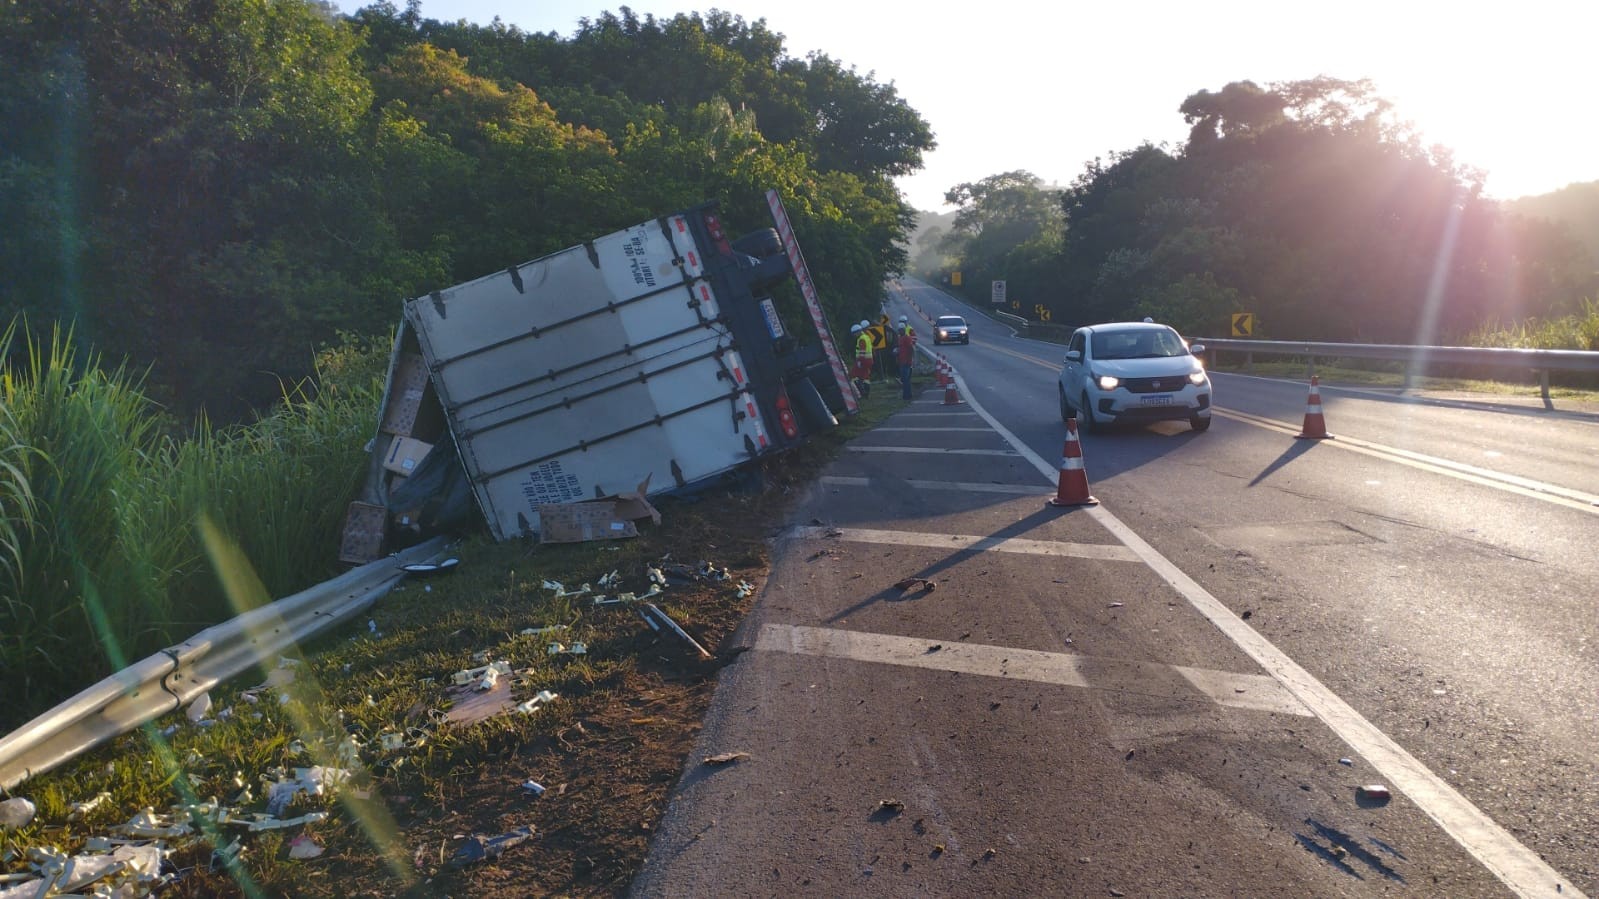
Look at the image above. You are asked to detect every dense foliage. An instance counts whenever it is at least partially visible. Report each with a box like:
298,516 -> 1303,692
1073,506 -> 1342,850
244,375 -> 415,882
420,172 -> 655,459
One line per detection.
928,78 -> 1598,345
1,0 -> 933,421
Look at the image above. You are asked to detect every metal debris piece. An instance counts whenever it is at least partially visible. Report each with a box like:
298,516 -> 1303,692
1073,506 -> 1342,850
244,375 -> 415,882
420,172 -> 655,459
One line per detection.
1108,602 -> 1124,608
875,799 -> 905,813
703,752 -> 750,766
236,811 -> 330,832
735,580 -> 756,598
521,624 -> 568,636
641,603 -> 712,659
471,649 -> 492,664
446,825 -> 536,869
210,838 -> 245,873
522,780 -> 546,797
1339,758 -> 1353,767
646,566 -> 666,586
287,835 -> 325,860
599,569 -> 623,588
892,577 -> 935,593
380,732 -> 407,752
0,797 -> 35,830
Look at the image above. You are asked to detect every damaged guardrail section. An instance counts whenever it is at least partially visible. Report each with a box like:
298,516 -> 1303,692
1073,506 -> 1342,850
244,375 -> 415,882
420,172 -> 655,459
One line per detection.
0,538 -> 448,791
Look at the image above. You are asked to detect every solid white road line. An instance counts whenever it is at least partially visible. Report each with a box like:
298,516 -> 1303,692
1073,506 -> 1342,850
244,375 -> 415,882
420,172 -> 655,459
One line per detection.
756,624 -> 1311,717
946,366 -> 1584,899
1211,407 -> 1599,516
875,427 -> 996,432
790,525 -> 1139,562
846,446 -> 1017,457
820,475 -> 1045,496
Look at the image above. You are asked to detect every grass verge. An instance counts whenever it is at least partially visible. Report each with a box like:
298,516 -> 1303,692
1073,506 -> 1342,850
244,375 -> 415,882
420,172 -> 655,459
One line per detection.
0,369 -> 917,898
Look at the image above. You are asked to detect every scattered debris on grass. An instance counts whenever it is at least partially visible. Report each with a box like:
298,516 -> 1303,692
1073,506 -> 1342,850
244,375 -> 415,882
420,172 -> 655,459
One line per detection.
702,752 -> 750,766
447,825 -> 536,870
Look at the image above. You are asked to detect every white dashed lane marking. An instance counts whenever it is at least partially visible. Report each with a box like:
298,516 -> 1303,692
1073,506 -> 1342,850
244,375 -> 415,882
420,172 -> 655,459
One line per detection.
821,475 -> 1043,496
847,446 -> 1017,457
756,624 -> 1311,717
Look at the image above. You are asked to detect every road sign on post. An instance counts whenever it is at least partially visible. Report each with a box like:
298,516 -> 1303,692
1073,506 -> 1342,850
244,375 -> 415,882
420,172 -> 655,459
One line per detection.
951,271 -> 962,287
1231,312 -> 1255,337
991,280 -> 1007,305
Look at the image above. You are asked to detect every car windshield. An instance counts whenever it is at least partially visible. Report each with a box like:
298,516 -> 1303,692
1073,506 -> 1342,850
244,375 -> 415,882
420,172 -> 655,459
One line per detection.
937,317 -> 965,327
1091,328 -> 1188,360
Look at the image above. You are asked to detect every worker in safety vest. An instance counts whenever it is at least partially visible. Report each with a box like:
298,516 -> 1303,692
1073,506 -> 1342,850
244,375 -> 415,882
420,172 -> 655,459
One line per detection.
851,321 -> 873,398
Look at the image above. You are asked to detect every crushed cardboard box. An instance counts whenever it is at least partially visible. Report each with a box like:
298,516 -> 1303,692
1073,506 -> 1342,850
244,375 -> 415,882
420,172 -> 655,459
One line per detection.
537,476 -> 661,544
383,436 -> 433,476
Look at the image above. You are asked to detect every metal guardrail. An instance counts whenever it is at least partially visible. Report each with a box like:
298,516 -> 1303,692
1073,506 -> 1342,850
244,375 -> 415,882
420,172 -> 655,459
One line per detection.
992,310 -> 1029,331
1196,338 -> 1599,410
0,537 -> 448,791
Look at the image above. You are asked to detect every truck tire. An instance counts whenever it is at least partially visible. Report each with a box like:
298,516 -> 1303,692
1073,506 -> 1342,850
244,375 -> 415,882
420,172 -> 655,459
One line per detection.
733,228 -> 783,259
807,363 -> 848,416
788,375 -> 837,433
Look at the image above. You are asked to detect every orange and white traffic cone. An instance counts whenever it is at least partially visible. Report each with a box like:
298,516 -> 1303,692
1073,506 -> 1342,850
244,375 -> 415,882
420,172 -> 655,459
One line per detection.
943,364 -> 962,405
935,356 -> 949,387
1048,418 -> 1098,507
1296,376 -> 1331,439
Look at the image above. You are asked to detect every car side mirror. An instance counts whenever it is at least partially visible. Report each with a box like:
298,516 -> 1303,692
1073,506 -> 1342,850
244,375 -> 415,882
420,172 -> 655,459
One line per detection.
1065,350 -> 1082,363
1188,343 -> 1206,355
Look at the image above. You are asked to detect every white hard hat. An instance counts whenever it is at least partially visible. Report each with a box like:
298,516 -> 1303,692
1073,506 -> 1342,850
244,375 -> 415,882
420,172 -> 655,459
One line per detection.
1143,316 -> 1154,323
850,323 -> 862,332
898,315 -> 908,324
860,320 -> 871,329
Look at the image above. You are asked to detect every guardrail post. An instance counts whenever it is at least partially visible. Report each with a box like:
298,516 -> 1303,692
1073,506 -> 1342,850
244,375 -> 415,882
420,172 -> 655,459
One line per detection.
1306,356 -> 1316,380
1245,351 -> 1252,374
1537,369 -> 1552,410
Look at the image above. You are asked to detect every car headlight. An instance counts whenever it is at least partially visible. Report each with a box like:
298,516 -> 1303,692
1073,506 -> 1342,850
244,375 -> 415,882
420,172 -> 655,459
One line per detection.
938,329 -> 948,337
1188,370 -> 1207,385
1096,374 -> 1120,390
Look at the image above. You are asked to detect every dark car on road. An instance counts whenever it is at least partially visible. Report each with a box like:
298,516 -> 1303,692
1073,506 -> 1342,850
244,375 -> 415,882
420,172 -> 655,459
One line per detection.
934,315 -> 970,345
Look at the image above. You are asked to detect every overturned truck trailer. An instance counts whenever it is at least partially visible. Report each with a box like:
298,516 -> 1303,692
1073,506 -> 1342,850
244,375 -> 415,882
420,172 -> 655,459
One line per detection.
341,192 -> 857,558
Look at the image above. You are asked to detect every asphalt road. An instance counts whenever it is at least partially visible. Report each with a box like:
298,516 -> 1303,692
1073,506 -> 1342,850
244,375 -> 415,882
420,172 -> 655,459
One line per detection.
632,278 -> 1597,898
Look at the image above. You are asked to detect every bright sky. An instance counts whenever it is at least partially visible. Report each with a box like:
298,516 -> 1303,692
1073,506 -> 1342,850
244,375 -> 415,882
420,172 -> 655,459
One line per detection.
390,0 -> 1597,212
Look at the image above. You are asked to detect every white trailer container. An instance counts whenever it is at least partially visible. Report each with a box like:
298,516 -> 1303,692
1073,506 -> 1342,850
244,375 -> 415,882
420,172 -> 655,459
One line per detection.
353,195 -> 855,547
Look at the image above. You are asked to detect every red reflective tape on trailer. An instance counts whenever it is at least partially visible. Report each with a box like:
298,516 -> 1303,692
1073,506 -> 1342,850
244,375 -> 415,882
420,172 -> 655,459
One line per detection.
673,216 -> 688,234
734,367 -> 745,384
687,251 -> 699,269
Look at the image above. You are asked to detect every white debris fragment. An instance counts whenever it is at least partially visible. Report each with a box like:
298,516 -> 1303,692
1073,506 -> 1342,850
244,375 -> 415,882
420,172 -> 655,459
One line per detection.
450,660 -> 513,689
186,691 -> 213,723
515,690 -> 559,715
67,792 -> 111,821
520,625 -> 568,636
109,808 -> 191,839
646,566 -> 666,586
735,580 -> 755,598
598,569 -> 623,588
0,797 -> 36,830
287,835 -> 325,859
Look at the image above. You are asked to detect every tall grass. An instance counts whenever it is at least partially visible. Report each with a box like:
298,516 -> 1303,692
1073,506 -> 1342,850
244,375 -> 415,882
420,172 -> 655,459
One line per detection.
0,323 -> 391,731
1467,297 -> 1599,351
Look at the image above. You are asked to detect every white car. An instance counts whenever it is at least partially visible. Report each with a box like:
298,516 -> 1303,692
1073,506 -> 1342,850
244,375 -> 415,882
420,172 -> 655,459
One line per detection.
1058,322 -> 1211,431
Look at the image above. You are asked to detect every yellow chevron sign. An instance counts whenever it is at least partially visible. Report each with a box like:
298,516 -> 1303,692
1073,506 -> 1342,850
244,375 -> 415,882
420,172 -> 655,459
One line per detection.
1231,312 -> 1254,337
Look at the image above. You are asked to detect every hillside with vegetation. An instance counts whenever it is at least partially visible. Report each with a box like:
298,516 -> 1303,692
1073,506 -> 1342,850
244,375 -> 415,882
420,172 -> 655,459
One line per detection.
929,78 -> 1599,348
1,0 -> 932,422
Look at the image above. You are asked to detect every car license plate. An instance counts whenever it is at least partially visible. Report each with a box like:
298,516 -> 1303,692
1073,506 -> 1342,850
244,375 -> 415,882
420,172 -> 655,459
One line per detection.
1141,394 -> 1173,406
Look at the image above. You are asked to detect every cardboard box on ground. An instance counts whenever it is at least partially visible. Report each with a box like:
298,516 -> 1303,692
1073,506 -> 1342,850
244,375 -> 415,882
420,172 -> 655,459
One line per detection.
537,476 -> 663,544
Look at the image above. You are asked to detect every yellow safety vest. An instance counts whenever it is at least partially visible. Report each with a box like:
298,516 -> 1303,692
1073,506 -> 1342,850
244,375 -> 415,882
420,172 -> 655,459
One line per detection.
855,332 -> 873,360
